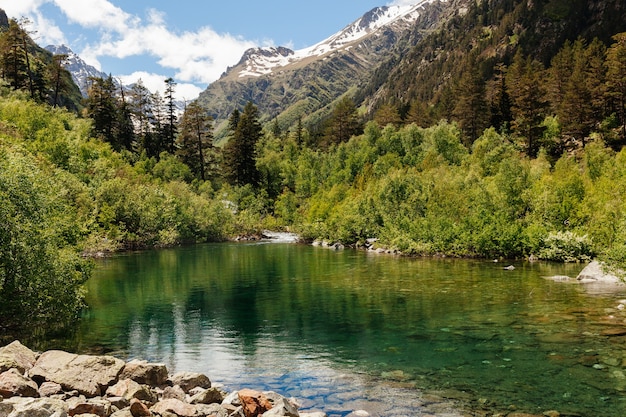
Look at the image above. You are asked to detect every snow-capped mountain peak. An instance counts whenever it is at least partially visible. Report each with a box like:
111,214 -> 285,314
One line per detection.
234,0 -> 436,78
45,44 -> 108,97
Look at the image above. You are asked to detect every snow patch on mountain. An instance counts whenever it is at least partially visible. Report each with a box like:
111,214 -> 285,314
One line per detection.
45,44 -> 108,97
236,0 -> 437,78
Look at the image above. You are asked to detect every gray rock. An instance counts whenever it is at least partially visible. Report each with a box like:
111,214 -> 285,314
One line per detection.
39,381 -> 63,397
119,359 -> 168,387
110,409 -> 133,417
0,368 -> 39,398
1,397 -> 69,417
222,390 -> 241,407
190,386 -> 225,404
262,397 -> 299,416
67,398 -> 110,417
107,396 -> 129,410
299,413 -> 327,417
151,398 -> 197,417
195,403 -> 230,417
29,350 -> 125,397
0,341 -> 37,374
169,372 -> 211,393
106,379 -> 156,403
577,261 -> 623,284
162,385 -> 186,401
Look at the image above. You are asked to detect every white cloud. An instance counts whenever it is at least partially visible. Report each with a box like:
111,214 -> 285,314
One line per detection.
0,0 -> 259,95
52,0 -> 136,32
119,71 -> 203,102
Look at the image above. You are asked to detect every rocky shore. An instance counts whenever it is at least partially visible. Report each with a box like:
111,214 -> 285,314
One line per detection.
0,341 -> 325,417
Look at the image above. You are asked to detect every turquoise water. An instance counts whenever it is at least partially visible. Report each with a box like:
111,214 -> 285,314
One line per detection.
46,243 -> 626,416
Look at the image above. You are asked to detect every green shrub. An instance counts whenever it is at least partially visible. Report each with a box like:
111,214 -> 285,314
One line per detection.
537,231 -> 594,262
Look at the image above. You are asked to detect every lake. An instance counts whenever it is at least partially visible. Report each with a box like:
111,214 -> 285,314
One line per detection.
43,242 -> 626,416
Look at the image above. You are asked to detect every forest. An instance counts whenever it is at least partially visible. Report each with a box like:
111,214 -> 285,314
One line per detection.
1,10 -> 626,331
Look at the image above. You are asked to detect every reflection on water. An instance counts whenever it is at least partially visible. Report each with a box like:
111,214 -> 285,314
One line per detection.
40,243 -> 626,416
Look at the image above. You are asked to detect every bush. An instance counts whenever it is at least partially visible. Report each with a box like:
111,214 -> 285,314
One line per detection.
537,231 -> 594,262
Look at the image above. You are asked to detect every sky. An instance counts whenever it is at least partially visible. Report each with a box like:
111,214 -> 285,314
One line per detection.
0,0 -> 416,100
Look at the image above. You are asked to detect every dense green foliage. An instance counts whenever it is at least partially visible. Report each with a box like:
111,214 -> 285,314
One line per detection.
254,120 -> 626,268
0,17 -> 82,111
0,90 -> 235,329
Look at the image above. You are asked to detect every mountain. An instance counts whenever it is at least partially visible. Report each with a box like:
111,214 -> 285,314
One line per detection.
198,0 -> 466,141
45,45 -> 109,97
363,0 -> 626,117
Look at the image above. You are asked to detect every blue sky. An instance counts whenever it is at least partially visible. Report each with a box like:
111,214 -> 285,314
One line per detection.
0,0 -> 412,98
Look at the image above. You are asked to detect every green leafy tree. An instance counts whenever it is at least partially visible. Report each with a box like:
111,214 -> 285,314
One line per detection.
0,149 -> 90,331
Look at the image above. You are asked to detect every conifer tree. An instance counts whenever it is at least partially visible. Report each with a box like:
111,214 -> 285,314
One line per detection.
453,63 -> 489,146
222,103 -> 262,187
176,100 -> 214,181
163,78 -> 178,153
86,76 -> 118,145
506,52 -> 548,157
324,96 -> 360,146
606,32 -> 626,142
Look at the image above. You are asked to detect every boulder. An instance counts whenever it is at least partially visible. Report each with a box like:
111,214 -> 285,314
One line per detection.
196,403 -> 230,417
0,368 -> 39,398
29,350 -> 125,397
106,379 -> 156,402
163,385 -> 186,401
0,341 -> 38,374
119,359 -> 168,387
129,398 -> 151,417
151,398 -> 197,417
190,386 -> 225,405
261,397 -> 298,417
577,261 -> 623,284
169,372 -> 211,393
110,409 -> 134,417
38,381 -> 63,397
238,389 -> 273,417
0,396 -> 69,417
67,398 -> 111,417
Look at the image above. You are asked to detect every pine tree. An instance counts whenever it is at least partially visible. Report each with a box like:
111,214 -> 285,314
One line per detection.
176,100 -> 214,181
453,63 -> 489,146
222,102 -> 262,187
163,78 -> 178,153
323,96 -> 360,146
606,32 -> 626,142
86,76 -> 118,145
374,103 -> 402,128
506,52 -> 548,157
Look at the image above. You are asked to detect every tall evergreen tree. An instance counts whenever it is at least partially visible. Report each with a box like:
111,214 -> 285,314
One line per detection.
323,96 -> 360,146
176,100 -> 214,181
86,76 -> 118,145
453,63 -> 489,146
606,32 -> 626,142
506,52 -> 548,157
223,102 -> 262,187
163,78 -> 178,153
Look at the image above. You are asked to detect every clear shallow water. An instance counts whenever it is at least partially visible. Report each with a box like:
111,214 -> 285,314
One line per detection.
39,243 -> 626,416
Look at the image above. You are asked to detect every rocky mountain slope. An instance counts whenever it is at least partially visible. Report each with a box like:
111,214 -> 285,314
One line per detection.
197,0 -> 468,140
45,44 -> 108,97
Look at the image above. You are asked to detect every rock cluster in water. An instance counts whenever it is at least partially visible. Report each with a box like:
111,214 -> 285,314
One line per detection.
0,341 -> 326,417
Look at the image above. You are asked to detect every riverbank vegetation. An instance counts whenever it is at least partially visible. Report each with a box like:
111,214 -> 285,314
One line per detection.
2,13 -> 626,330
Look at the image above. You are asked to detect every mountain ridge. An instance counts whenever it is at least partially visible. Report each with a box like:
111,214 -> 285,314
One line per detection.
198,0 -> 460,140
44,44 -> 109,98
